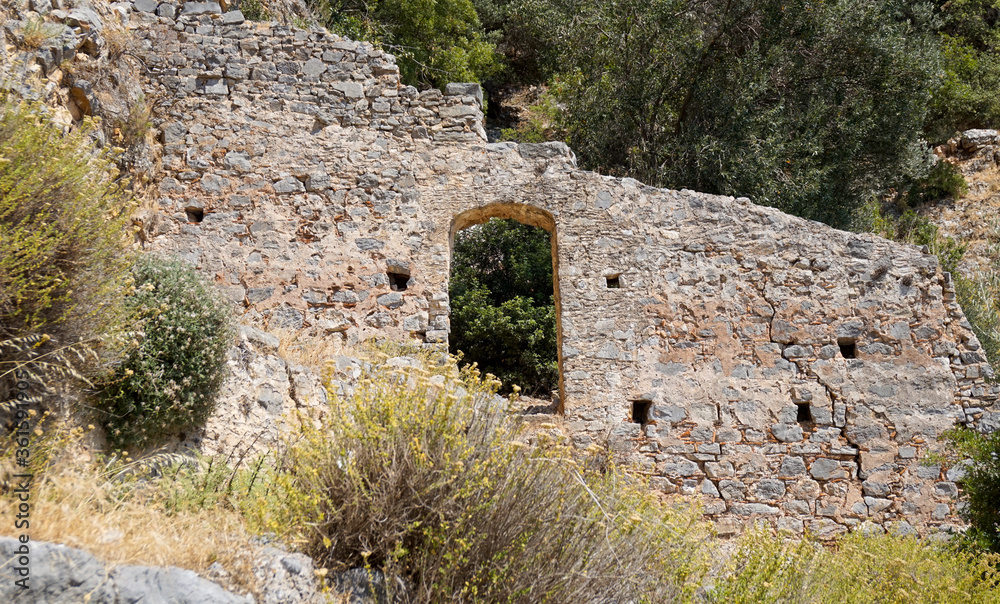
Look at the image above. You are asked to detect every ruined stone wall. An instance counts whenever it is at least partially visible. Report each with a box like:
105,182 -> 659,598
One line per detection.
130,2 -> 1000,537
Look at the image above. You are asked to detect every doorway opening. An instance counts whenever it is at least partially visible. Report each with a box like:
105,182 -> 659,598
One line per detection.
449,204 -> 563,410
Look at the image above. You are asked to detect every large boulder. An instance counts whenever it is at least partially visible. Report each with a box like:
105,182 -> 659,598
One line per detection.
0,537 -> 251,603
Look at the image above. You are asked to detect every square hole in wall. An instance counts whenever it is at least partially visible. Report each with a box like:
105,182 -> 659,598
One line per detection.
838,338 -> 857,359
185,208 -> 204,223
388,272 -> 409,291
631,400 -> 652,425
606,274 -> 621,289
796,402 -> 813,424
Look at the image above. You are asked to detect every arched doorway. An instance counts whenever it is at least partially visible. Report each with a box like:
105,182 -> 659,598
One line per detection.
449,203 -> 564,413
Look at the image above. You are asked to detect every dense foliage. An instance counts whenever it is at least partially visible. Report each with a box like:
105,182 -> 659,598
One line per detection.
308,0 -> 501,88
498,0 -> 940,229
943,426 -> 1000,553
449,218 -> 557,395
925,0 -> 1000,141
0,98 -> 132,346
98,256 -> 231,449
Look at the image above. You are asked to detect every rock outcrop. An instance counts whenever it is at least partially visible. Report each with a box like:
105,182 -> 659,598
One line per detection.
0,537 -> 252,603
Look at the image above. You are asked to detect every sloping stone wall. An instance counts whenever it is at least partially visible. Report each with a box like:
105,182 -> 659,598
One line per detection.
131,2 -> 999,537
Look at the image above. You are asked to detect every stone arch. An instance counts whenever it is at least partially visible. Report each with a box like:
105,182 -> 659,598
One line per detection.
449,203 -> 565,412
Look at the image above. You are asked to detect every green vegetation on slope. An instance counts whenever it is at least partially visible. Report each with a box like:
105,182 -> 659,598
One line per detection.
711,526 -> 1000,603
0,95 -> 134,418
941,426 -> 1000,554
308,0 -> 502,88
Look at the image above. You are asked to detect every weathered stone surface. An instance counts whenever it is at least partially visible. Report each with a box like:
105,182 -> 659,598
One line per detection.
332,81 -> 364,99
961,129 -> 998,150
810,458 -> 848,481
518,141 -> 575,161
222,10 -> 245,24
156,3 -> 176,18
182,2 -> 221,15
252,546 -> 327,604
111,565 -> 249,604
0,537 -> 115,603
444,82 -> 483,106
133,0 -> 158,13
0,537 -> 249,603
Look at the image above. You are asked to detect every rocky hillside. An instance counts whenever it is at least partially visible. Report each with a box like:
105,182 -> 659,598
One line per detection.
927,129 -> 1000,275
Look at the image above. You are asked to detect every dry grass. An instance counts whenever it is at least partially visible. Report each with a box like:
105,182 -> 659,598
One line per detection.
103,26 -> 134,64
18,18 -> 58,50
0,426 -> 259,596
272,326 -> 351,370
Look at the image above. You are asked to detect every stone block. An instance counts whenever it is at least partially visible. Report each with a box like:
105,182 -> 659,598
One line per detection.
182,2 -> 222,15
222,10 -> 245,24
439,104 -> 479,118
961,128 -> 999,150
333,81 -> 364,99
444,82 -> 483,105
771,423 -> 803,443
273,177 -> 304,194
779,456 -> 807,477
810,458 -> 848,481
718,480 -> 747,501
133,0 -> 158,13
518,141 -> 574,160
200,174 -> 229,194
754,479 -> 786,501
731,503 -> 781,516
161,121 -> 187,144
377,292 -> 404,309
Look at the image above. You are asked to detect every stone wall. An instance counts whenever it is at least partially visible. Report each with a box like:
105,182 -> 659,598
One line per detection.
134,5 -> 485,143
130,1 -> 1000,537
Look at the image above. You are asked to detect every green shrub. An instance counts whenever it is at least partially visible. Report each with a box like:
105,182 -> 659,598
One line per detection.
0,96 -> 133,409
449,286 -> 557,395
239,0 -> 271,21
110,93 -> 152,149
907,160 -> 968,205
498,86 -> 565,143
309,0 -> 502,88
942,426 -> 1000,553
0,97 -> 132,337
877,209 -> 966,275
253,353 -> 711,602
954,270 -> 1000,379
712,526 -> 1000,603
922,1 -> 1000,142
98,256 -> 231,449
